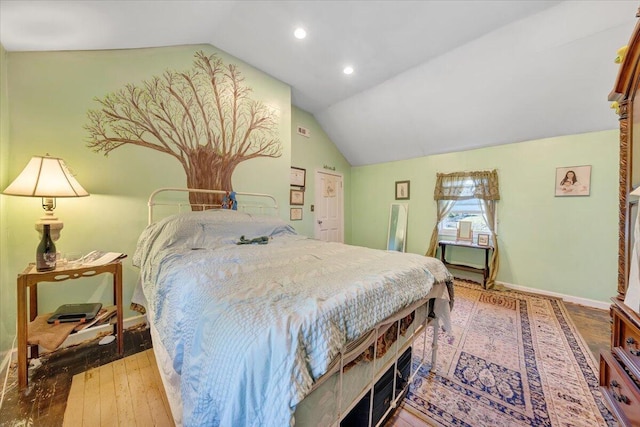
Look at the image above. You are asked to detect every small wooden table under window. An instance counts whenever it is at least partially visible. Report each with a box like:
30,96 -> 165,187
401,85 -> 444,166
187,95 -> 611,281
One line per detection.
438,240 -> 493,288
16,258 -> 125,389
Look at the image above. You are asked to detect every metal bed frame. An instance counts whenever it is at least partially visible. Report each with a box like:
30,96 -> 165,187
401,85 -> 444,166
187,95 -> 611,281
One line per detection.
331,300 -> 440,426
147,187 -> 279,224
145,187 -> 443,427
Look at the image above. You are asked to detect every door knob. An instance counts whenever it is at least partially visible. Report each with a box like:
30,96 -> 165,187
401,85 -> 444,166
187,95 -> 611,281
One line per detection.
317,220 -> 323,225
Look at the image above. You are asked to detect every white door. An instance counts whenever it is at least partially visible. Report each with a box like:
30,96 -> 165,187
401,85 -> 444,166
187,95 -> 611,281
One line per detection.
314,171 -> 343,242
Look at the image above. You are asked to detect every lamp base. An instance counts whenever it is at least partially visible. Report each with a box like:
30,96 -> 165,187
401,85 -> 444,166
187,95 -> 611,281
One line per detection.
35,215 -> 63,242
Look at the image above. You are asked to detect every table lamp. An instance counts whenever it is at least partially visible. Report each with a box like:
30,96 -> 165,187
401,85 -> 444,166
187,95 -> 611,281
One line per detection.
2,155 -> 89,241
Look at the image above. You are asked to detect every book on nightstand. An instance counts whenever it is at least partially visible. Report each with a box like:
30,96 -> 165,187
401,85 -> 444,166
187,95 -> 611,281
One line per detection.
73,305 -> 118,332
47,303 -> 102,324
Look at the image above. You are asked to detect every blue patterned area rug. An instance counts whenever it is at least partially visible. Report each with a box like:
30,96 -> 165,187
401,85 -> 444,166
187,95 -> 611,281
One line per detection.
405,280 -> 616,427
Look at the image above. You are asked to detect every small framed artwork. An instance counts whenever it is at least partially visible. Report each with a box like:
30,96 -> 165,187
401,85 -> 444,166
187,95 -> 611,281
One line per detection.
456,221 -> 473,242
555,165 -> 591,197
290,167 -> 306,188
290,189 -> 304,205
395,180 -> 410,200
290,207 -> 303,221
477,233 -> 490,246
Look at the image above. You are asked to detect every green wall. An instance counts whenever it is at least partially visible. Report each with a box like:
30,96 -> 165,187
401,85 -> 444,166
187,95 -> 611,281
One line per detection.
351,130 -> 619,303
1,45 -> 291,357
1,44 -> 10,359
0,42 -> 621,363
291,107 -> 352,242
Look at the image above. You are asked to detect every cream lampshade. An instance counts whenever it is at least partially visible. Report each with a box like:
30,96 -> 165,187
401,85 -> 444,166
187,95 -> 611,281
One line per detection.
2,155 -> 89,241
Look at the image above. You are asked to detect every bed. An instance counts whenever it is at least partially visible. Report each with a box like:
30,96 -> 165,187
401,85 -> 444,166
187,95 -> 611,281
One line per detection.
132,188 -> 454,427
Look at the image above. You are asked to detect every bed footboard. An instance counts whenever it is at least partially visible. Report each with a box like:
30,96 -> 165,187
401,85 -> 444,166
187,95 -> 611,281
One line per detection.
295,292 -> 447,427
337,311 -> 440,427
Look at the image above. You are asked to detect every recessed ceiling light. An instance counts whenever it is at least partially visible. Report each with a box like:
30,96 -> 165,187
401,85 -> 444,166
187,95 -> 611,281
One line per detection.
343,66 -> 354,75
294,28 -> 307,39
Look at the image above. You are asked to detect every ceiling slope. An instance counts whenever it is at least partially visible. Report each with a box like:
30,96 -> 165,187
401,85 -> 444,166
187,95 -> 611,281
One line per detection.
318,1 -> 637,165
0,1 -> 637,165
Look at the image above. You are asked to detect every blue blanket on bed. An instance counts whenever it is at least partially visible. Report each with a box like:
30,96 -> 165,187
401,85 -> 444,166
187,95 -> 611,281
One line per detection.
134,210 -> 452,426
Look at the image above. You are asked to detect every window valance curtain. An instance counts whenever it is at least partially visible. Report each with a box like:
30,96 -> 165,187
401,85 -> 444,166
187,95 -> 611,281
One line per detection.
432,170 -> 500,201
426,169 -> 501,288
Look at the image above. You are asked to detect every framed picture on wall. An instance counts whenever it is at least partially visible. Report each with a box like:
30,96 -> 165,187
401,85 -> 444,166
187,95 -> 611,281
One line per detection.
290,167 -> 306,188
555,165 -> 591,197
290,207 -> 303,221
290,189 -> 304,205
395,180 -> 410,200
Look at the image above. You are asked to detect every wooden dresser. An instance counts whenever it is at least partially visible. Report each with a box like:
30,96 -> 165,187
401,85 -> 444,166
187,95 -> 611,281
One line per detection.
600,301 -> 640,426
599,7 -> 640,427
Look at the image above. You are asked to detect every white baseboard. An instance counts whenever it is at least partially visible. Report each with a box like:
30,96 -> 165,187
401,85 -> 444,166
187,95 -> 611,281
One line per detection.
496,280 -> 611,310
451,271 -> 611,310
5,314 -> 148,364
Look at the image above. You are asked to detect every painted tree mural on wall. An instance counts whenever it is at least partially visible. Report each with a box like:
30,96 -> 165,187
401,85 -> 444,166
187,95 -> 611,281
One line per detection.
85,50 -> 282,207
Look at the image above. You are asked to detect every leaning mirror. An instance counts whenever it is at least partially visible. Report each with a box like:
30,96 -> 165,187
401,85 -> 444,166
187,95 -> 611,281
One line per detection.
387,203 -> 408,252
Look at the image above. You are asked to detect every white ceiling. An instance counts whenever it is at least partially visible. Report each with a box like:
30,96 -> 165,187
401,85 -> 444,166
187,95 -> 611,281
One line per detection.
0,1 -> 637,165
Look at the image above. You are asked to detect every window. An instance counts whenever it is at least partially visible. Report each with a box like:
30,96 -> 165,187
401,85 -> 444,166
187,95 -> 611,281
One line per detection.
436,176 -> 498,240
427,170 -> 499,281
439,198 -> 495,238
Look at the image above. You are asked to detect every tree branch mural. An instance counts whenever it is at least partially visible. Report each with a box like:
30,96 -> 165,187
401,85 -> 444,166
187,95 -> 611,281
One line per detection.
85,50 -> 282,207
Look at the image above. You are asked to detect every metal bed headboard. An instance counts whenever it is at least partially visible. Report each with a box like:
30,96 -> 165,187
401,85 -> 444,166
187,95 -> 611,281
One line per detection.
148,187 -> 279,225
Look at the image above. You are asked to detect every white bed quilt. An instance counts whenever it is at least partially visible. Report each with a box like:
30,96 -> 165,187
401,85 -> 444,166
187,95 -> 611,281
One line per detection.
133,210 -> 452,427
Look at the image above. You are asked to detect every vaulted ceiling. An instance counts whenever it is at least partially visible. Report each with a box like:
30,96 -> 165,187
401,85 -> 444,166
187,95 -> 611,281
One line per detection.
0,1 -> 636,165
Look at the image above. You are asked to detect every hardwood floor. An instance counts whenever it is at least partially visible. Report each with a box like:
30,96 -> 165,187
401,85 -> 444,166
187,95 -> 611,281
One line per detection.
0,326 -> 153,427
563,301 -> 612,358
0,301 -> 611,427
62,349 -> 173,427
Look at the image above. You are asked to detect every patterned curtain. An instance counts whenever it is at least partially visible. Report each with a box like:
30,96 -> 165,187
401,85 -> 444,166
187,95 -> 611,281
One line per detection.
479,199 -> 500,287
432,170 -> 500,201
426,170 -> 500,287
425,200 -> 455,257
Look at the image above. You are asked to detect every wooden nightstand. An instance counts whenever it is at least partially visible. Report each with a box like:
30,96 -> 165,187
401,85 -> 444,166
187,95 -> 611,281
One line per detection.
16,257 -> 126,389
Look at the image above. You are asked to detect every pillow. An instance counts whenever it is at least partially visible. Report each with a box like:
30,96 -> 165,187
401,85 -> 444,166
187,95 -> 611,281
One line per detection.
133,210 -> 296,266
200,211 -> 296,245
